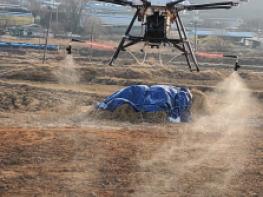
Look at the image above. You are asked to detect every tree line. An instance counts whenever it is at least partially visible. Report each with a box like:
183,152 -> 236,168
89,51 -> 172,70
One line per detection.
27,0 -> 105,38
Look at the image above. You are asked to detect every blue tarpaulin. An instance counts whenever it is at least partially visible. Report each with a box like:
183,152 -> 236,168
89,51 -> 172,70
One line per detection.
98,85 -> 192,122
0,42 -> 59,51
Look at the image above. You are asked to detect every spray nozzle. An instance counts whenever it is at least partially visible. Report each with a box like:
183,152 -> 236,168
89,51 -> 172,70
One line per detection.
66,44 -> 72,55
223,54 -> 240,72
234,61 -> 240,71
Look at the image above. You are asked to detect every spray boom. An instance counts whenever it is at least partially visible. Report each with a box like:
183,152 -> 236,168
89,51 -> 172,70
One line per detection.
223,55 -> 240,71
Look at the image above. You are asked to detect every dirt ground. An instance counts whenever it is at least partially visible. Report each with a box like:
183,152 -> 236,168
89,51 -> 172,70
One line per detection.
0,49 -> 262,197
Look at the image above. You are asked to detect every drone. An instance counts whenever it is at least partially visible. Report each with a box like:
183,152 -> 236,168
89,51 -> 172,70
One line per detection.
93,0 -> 239,71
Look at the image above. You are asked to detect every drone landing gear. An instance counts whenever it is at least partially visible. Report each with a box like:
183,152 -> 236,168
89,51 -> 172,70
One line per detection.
109,10 -> 140,66
175,14 -> 199,72
109,10 -> 199,72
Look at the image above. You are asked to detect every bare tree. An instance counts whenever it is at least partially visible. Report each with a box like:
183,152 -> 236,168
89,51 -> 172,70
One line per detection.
82,16 -> 104,38
26,0 -> 51,28
59,0 -> 88,34
27,0 -> 42,20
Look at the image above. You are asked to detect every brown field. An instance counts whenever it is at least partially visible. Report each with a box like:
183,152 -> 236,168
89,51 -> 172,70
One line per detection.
0,49 -> 262,197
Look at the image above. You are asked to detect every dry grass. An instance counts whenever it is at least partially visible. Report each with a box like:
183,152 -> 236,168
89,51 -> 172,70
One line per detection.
0,49 -> 262,197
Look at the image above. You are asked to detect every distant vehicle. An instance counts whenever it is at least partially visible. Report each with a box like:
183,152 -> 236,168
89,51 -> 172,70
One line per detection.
37,0 -> 61,9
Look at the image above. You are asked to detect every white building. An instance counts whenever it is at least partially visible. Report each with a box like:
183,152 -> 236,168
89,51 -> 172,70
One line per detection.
36,0 -> 61,9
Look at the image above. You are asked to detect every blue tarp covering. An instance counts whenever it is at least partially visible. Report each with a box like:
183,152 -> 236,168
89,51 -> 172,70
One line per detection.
0,42 -> 59,51
98,85 -> 192,122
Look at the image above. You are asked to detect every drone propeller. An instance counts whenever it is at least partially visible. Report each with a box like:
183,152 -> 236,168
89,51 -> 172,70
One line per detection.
167,0 -> 186,7
95,0 -> 133,6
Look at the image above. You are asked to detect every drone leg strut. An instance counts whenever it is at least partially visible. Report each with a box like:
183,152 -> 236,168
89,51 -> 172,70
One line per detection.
109,37 -> 126,65
109,9 -> 139,66
177,14 -> 199,72
175,18 -> 193,71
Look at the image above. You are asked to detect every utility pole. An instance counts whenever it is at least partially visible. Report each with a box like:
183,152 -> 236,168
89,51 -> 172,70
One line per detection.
90,22 -> 94,61
194,20 -> 197,51
56,5 -> 59,25
193,15 -> 199,52
42,8 -> 52,64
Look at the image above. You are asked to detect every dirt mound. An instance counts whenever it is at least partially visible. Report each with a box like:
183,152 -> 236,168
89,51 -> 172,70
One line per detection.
0,83 -> 96,112
189,70 -> 225,81
91,104 -> 167,123
239,71 -> 263,81
0,91 -> 63,112
0,93 -> 39,111
0,66 -> 56,82
0,87 -> 60,112
113,68 -> 152,80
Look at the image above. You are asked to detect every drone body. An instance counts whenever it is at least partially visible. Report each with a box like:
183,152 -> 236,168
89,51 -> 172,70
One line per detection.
94,0 -> 238,71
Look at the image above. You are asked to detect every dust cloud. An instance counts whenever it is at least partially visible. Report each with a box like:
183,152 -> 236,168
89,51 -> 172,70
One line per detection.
50,55 -> 81,117
134,72 -> 261,196
53,55 -> 80,85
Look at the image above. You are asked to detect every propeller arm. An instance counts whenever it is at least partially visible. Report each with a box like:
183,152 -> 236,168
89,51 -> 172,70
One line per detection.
95,0 -> 150,7
95,0 -> 133,6
187,1 -> 238,8
174,1 -> 238,12
185,5 -> 233,11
